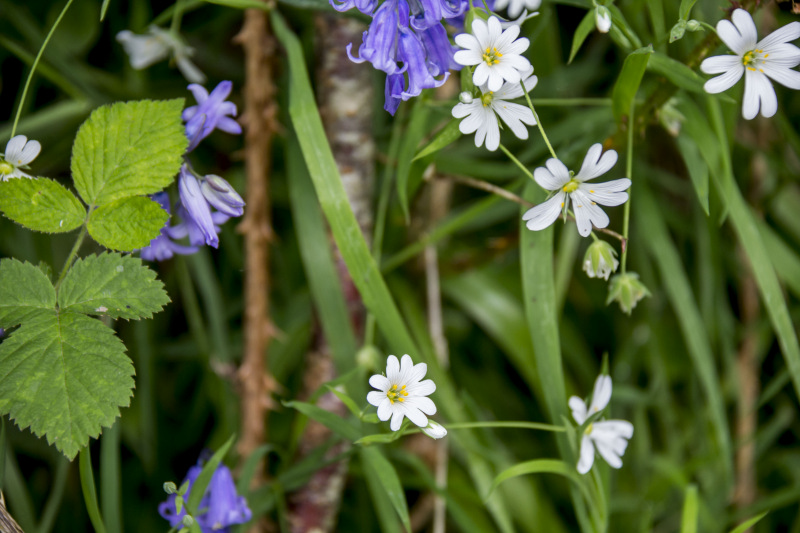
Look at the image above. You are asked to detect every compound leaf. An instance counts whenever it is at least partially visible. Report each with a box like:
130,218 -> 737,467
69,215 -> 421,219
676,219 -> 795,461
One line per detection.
58,252 -> 170,319
0,178 -> 85,233
0,310 -> 134,459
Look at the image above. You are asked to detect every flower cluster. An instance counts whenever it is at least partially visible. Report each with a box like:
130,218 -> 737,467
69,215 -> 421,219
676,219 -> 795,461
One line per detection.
569,374 -> 633,474
332,0 -> 467,114
140,81 -> 245,261
159,456 -> 252,532
117,26 -> 205,83
0,135 -> 41,181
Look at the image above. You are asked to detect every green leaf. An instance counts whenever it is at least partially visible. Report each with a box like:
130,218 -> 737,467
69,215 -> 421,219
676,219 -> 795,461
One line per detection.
355,432 -> 403,445
186,435 -> 235,516
680,485 -> 698,533
324,385 -> 362,419
0,310 -> 134,459
487,459 -> 584,499
568,11 -> 596,64
396,100 -> 431,221
87,196 -> 168,251
360,447 -> 412,533
57,252 -> 170,319
612,46 -> 653,123
728,512 -> 768,533
0,178 -> 86,233
413,119 -> 461,161
100,0 -> 112,20
648,52 -> 707,94
0,258 -> 56,325
675,134 -> 709,215
608,5 -> 642,49
71,99 -> 187,207
203,0 -> 270,9
284,400 -> 361,441
679,0 -> 698,20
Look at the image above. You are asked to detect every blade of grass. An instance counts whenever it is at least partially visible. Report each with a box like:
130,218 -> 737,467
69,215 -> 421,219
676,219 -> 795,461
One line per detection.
680,484 -> 698,533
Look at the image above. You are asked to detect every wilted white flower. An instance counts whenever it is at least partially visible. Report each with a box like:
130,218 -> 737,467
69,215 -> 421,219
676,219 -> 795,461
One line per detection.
583,240 -> 619,281
700,9 -> 800,120
116,26 -> 206,83
522,143 -> 631,237
421,421 -> 448,439
493,0 -> 541,20
451,67 -> 538,151
367,355 -> 437,431
595,5 -> 611,33
0,135 -> 41,180
606,271 -> 650,314
454,16 -> 532,92
569,374 -> 633,475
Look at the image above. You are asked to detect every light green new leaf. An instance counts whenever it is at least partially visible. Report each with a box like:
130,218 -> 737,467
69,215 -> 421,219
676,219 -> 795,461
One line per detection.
679,0 -> 698,20
360,447 -> 412,533
57,252 -> 170,319
0,178 -> 86,233
0,310 -> 134,459
568,11 -> 596,64
0,258 -> 56,325
612,46 -> 653,123
413,119 -> 461,161
87,196 -> 168,251
284,400 -> 361,441
680,485 -> 698,533
728,512 -> 768,533
71,99 -> 186,207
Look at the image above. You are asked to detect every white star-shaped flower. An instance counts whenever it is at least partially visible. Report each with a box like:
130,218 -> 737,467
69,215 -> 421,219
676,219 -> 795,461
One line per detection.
492,0 -> 541,20
522,143 -> 630,237
700,8 -> 800,120
0,135 -> 41,180
452,67 -> 538,151
116,26 -> 206,84
367,354 -> 437,431
454,16 -> 532,92
569,374 -> 633,475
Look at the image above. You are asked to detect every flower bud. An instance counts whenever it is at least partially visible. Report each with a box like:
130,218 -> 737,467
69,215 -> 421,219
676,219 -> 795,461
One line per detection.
595,6 -> 611,33
163,481 -> 178,494
200,174 -> 245,217
422,421 -> 448,439
670,20 -> 686,42
459,91 -> 474,104
686,19 -> 702,32
182,515 -> 195,527
357,345 -> 382,371
606,272 -> 651,315
583,241 -> 619,281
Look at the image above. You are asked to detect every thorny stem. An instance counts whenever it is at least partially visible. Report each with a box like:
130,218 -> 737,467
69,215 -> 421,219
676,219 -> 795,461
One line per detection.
621,101 -> 634,273
521,81 -> 558,160
55,223 -> 88,291
11,0 -> 75,138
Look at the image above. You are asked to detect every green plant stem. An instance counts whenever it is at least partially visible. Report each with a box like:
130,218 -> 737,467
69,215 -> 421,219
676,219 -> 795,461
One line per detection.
170,0 -> 185,34
438,421 -> 566,432
55,223 -> 88,290
79,447 -> 108,533
621,101 -> 634,273
532,98 -> 612,107
10,0 -> 75,138
521,82 -> 558,160
499,144 -> 534,181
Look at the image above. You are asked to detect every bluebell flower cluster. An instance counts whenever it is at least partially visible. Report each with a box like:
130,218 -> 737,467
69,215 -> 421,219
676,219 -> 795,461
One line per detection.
140,81 -> 245,260
159,457 -> 252,532
332,0 -> 467,114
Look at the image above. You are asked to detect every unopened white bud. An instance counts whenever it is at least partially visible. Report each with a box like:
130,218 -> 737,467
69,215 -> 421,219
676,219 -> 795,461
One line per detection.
459,92 -> 474,104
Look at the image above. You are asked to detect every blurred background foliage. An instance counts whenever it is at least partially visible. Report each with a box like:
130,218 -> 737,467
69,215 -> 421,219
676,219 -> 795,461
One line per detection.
1,0 -> 800,531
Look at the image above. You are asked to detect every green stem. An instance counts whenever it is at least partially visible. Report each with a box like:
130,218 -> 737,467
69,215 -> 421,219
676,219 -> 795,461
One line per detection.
440,421 -> 566,432
79,447 -> 108,533
521,81 -> 558,160
55,223 -> 88,290
170,0 -> 185,34
531,98 -> 612,107
621,101 -> 634,273
499,144 -> 534,181
10,0 -> 75,139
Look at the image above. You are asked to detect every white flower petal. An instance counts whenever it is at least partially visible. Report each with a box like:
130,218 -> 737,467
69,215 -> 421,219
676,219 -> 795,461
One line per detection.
454,48 -> 481,66
473,63 -> 491,88
398,354 -> 415,384
757,21 -> 800,50
592,435 -> 625,469
581,179 -> 631,207
538,158 -> 571,189
390,408 -> 406,431
408,361 -> 428,384
4,135 -> 27,161
588,375 -> 612,414
595,9 -> 611,33
369,374 -> 390,391
762,64 -> 800,89
522,193 -> 565,231
495,22 -> 520,49
486,16 -> 503,42
703,66 -> 744,94
408,379 -> 436,397
484,112 -> 501,151
568,396 -> 588,425
576,144 -> 617,182
471,18 -> 490,47
367,391 -> 386,407
700,55 -> 742,75
386,355 -> 400,382
743,69 -> 776,119
762,44 -> 800,68
401,403 -> 429,428
377,399 -> 393,421
176,55 -> 206,84
593,420 -> 634,439
422,421 -> 447,439
717,10 -> 757,55
577,435 -> 595,474
493,101 -> 535,140
570,189 -> 608,236
406,396 -> 437,415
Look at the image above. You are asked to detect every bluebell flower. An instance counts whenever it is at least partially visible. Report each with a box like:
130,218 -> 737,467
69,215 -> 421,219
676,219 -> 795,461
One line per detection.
158,459 -> 252,532
177,165 -> 243,248
200,175 -> 245,217
183,81 -> 242,152
335,0 -> 464,115
178,166 -> 221,248
140,192 -> 199,261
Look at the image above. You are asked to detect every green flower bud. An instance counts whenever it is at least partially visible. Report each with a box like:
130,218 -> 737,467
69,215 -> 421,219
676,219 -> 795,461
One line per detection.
163,481 -> 178,494
357,345 -> 382,371
686,19 -> 702,32
583,241 -> 619,281
669,20 -> 687,42
182,515 -> 195,527
606,272 -> 651,314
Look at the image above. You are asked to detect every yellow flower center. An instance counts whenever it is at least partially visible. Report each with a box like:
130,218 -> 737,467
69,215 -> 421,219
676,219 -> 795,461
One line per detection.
742,49 -> 768,72
562,179 -> 580,193
0,161 -> 13,175
482,47 -> 503,66
584,423 -> 594,435
387,384 -> 408,404
480,91 -> 494,107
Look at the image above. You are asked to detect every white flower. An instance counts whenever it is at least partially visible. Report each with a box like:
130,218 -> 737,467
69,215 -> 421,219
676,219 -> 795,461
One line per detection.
493,0 -> 541,20
569,374 -> 633,475
454,16 -> 532,92
367,355 -> 437,431
522,143 -> 630,237
700,9 -> 800,120
595,6 -> 612,33
421,421 -> 448,439
452,67 -> 538,151
0,135 -> 41,180
116,26 -> 206,84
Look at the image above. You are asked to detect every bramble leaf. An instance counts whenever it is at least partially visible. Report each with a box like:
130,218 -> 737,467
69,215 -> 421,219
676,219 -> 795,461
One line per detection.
0,258 -> 56,326
0,310 -> 134,459
87,196 -> 168,251
0,178 -> 86,233
71,99 -> 187,207
58,253 -> 170,319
